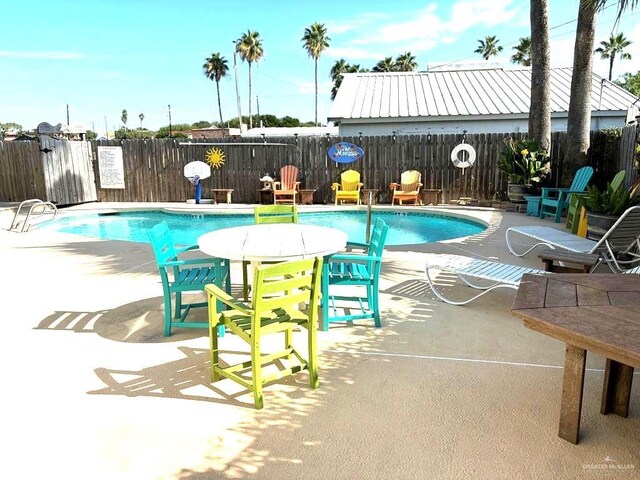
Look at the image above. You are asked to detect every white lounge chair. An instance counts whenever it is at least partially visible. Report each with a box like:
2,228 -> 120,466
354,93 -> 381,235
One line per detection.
505,206 -> 640,272
424,254 -> 548,305
424,254 -> 640,306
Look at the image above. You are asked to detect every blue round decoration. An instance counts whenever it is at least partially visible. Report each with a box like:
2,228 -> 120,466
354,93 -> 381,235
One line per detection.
327,142 -> 365,164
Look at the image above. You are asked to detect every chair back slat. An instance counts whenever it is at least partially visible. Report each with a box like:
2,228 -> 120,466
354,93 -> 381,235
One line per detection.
341,170 -> 361,191
400,170 -> 421,192
280,165 -> 299,190
593,206 -> 640,251
252,258 -> 323,313
148,221 -> 178,264
367,218 -> 390,258
569,166 -> 594,192
610,170 -> 627,191
254,205 -> 298,224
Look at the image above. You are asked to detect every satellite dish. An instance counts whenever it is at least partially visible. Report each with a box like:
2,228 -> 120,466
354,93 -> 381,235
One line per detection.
183,161 -> 211,180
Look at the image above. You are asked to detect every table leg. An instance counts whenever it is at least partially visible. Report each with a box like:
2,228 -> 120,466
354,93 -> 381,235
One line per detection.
559,344 -> 586,444
600,359 -> 634,417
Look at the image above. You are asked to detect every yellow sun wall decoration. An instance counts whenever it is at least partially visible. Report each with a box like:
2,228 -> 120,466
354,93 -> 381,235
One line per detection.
205,147 -> 225,169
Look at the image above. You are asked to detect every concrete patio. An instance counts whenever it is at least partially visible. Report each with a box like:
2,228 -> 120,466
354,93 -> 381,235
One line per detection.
0,203 -> 638,480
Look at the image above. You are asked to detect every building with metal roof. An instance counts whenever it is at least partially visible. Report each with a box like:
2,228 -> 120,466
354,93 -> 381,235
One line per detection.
328,67 -> 639,136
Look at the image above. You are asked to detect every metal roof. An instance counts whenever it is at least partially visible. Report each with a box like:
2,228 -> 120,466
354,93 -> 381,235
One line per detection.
328,68 -> 639,121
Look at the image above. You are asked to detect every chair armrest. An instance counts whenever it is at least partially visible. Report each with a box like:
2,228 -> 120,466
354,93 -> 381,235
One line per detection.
541,187 -> 570,199
160,257 -> 220,268
175,244 -> 198,254
272,181 -> 281,190
327,253 -> 382,263
346,240 -> 369,251
205,283 -> 253,315
389,182 -> 398,191
294,182 -> 301,190
331,183 -> 340,191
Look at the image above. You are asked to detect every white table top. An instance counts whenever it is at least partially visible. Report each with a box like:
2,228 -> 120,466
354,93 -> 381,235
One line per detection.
198,224 -> 348,262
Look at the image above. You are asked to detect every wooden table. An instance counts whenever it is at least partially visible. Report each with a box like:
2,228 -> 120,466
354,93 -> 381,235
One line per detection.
211,188 -> 233,204
298,189 -> 316,205
511,273 -> 640,444
198,224 -> 348,262
361,189 -> 378,205
537,248 -> 600,273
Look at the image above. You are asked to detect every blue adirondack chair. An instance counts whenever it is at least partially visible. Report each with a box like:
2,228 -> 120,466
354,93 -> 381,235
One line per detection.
321,217 -> 389,330
540,166 -> 594,223
148,221 -> 230,337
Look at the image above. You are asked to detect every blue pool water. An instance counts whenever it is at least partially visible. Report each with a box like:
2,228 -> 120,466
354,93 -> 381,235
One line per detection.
40,210 -> 485,246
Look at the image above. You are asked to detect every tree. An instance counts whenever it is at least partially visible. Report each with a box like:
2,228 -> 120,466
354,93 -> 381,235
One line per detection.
235,30 -> 264,129
192,120 -> 212,129
594,33 -> 632,81
138,113 -> 145,129
529,1 -> 550,152
202,52 -> 229,124
121,109 -> 128,138
302,22 -> 330,126
511,37 -> 532,66
395,52 -> 418,71
564,0 -> 638,177
372,57 -> 396,72
330,60 -> 366,100
0,122 -> 23,132
614,70 -> 640,96
474,35 -> 503,60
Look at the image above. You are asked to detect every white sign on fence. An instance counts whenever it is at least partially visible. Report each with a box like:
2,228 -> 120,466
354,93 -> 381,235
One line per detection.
97,146 -> 125,189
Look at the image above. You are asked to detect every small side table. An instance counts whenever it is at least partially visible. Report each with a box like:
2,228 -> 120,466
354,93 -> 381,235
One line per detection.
256,189 -> 273,204
420,189 -> 442,205
298,189 -> 316,205
211,189 -> 233,204
523,195 -> 542,216
537,248 -> 600,273
361,189 -> 378,205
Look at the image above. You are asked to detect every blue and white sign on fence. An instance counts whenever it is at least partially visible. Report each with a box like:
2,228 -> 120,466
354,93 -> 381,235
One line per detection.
327,142 -> 365,164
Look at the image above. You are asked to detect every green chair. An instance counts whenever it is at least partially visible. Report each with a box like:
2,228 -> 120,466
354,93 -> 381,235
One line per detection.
566,171 -> 626,234
206,257 -> 323,409
148,221 -> 230,337
242,205 -> 298,300
540,166 -> 594,222
321,217 -> 389,330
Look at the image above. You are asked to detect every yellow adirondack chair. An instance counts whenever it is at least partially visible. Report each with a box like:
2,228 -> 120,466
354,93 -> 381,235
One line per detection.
390,170 -> 422,205
332,169 -> 363,205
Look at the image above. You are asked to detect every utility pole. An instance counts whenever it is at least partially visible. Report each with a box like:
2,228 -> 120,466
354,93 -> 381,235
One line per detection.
104,116 -> 109,140
233,46 -> 242,131
168,104 -> 172,137
66,104 -> 70,125
257,95 -> 261,127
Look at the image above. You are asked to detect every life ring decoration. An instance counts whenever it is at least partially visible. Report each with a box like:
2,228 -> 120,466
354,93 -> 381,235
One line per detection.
450,143 -> 476,170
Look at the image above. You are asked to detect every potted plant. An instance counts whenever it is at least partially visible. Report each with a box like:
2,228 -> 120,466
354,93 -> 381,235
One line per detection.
579,180 -> 640,240
498,138 -> 551,203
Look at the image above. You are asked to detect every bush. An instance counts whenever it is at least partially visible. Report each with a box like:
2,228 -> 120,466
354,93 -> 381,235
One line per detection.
498,138 -> 551,185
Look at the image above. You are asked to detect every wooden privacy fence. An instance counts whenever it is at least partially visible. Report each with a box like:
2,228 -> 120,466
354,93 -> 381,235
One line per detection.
0,126 -> 637,205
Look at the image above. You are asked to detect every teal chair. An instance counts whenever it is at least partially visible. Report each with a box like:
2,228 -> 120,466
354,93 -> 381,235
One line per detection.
321,218 -> 389,330
540,166 -> 594,223
148,221 -> 230,337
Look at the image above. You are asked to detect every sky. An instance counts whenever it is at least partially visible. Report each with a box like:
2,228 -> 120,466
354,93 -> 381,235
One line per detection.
1,0 -> 639,136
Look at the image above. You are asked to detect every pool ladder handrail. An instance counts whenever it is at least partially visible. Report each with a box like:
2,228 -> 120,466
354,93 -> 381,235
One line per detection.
9,199 -> 58,233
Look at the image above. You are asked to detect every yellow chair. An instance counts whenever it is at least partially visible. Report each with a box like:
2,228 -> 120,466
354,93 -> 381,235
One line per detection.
206,257 -> 323,409
242,205 -> 298,301
390,170 -> 423,205
332,169 -> 363,205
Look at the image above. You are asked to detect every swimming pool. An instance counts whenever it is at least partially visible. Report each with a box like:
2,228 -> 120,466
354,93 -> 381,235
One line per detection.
40,210 -> 486,246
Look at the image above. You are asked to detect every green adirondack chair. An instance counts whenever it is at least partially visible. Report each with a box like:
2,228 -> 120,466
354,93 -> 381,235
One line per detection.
540,166 -> 594,223
242,205 -> 298,300
148,221 -> 230,337
206,257 -> 323,409
566,170 -> 626,234
321,217 -> 389,330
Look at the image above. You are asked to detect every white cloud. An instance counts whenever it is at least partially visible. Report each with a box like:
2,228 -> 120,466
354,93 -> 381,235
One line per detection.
326,46 -> 385,61
325,12 -> 389,35
0,51 -> 84,59
447,0 -> 520,33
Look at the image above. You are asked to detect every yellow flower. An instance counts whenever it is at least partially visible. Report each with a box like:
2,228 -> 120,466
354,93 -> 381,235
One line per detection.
205,147 -> 225,169
521,149 -> 529,156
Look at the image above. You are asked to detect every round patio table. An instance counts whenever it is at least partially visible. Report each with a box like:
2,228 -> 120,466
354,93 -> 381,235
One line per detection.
197,224 -> 348,262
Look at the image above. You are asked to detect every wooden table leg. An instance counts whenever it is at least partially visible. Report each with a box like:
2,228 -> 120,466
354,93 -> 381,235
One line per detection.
559,344 -> 586,444
601,359 -> 634,417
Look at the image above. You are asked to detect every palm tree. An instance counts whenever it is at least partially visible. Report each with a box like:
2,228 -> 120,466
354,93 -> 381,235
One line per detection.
474,35 -> 503,60
202,52 -> 229,124
138,113 -> 145,130
330,60 -> 366,100
394,52 -> 418,71
511,37 -> 532,66
302,22 -> 330,126
594,33 -> 632,81
564,0 -> 637,175
529,1 -> 551,152
235,30 -> 264,129
372,57 -> 395,72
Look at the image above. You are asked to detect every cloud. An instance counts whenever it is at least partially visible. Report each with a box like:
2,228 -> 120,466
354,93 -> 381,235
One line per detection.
325,12 -> 389,35
0,50 -> 84,59
326,47 -> 385,61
